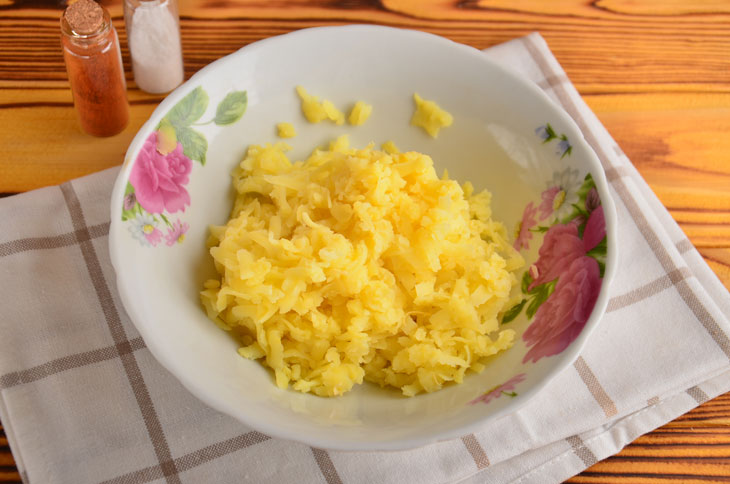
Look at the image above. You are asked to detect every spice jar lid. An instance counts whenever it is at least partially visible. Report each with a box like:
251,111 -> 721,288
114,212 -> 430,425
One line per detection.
64,0 -> 104,35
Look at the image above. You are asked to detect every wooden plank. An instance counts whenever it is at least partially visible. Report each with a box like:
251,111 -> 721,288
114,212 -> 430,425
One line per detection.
0,98 -> 157,192
700,248 -> 730,291
568,395 -> 730,483
0,422 -> 21,484
589,96 -> 730,252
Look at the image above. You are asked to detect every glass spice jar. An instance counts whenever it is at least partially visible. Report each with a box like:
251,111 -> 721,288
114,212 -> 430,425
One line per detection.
123,0 -> 184,94
61,0 -> 129,137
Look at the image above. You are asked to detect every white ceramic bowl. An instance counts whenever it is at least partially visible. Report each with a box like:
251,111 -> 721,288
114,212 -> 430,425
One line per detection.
109,25 -> 617,451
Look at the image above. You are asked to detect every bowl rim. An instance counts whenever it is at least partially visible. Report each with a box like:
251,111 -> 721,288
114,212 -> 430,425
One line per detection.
109,24 -> 619,451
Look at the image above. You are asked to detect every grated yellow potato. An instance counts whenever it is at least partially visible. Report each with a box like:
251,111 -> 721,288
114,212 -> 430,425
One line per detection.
201,135 -> 523,397
381,140 -> 400,154
411,93 -> 453,138
348,101 -> 373,126
276,122 -> 297,138
295,86 -> 345,125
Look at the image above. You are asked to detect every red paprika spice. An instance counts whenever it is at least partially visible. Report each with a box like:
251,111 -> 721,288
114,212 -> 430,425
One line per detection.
61,0 -> 129,137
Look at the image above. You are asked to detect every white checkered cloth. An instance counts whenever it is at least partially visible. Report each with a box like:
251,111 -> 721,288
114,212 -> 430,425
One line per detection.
2,33 -> 729,484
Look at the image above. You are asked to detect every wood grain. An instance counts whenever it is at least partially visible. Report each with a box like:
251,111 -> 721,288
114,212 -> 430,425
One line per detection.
1,0 -> 729,482
569,394 -> 730,484
0,423 -> 21,484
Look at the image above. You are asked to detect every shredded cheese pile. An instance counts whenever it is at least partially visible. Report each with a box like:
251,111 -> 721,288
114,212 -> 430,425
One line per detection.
201,136 -> 523,397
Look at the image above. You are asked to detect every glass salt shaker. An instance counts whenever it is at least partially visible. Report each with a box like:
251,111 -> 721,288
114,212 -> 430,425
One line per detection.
123,0 -> 185,94
61,0 -> 129,137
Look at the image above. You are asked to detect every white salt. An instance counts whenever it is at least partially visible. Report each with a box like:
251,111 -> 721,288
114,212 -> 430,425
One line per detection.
127,0 -> 184,94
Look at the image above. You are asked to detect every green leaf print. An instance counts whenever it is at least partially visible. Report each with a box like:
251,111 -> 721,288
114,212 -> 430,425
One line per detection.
214,91 -> 248,125
176,126 -> 208,165
166,86 -> 209,127
502,299 -> 527,324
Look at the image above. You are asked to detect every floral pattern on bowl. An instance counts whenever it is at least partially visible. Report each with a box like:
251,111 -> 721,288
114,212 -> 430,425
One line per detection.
121,87 -> 248,247
536,122 -> 572,159
502,124 -> 607,365
469,373 -> 526,405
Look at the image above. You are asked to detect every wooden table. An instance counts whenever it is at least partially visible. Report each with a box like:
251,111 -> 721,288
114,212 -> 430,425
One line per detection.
1,1 -> 729,482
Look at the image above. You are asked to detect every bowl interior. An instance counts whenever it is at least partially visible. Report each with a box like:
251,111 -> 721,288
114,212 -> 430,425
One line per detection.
110,25 -> 616,451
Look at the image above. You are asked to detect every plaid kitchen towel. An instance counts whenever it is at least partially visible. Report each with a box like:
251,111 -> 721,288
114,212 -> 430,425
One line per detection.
1,33 -> 729,484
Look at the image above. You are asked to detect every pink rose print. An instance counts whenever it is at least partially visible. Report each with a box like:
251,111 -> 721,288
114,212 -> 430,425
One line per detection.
583,206 -> 606,253
528,223 -> 585,291
568,213 -> 587,229
538,186 -> 561,220
165,219 -> 189,246
469,373 -> 526,405
130,131 -> 192,214
514,202 -> 538,251
509,153 -> 607,364
522,256 -> 601,363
